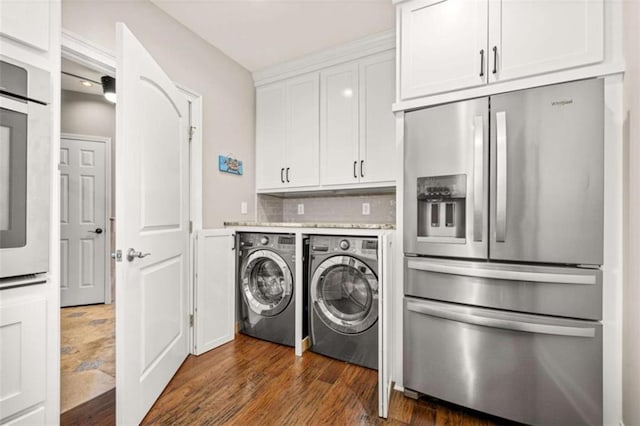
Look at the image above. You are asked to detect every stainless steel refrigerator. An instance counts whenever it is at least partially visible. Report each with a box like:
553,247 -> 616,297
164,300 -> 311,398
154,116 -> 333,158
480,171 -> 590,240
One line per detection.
403,78 -> 604,425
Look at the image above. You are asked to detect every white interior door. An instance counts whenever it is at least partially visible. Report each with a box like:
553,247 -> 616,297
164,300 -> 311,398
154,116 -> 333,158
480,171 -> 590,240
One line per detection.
60,135 -> 108,307
115,23 -> 190,425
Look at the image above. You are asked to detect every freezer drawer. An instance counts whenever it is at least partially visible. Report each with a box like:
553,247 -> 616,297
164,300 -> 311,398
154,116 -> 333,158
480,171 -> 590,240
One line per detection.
405,257 -> 602,320
403,297 -> 602,426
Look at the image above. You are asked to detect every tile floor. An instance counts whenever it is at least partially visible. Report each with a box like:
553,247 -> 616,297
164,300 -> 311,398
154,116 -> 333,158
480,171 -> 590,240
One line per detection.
60,303 -> 115,413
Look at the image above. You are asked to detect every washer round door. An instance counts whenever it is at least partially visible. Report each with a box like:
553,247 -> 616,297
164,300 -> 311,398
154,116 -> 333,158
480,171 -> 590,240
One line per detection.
241,250 -> 293,316
311,255 -> 378,335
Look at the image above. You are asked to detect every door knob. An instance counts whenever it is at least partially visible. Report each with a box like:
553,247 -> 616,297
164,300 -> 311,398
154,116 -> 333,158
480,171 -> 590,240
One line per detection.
89,227 -> 104,234
127,248 -> 151,262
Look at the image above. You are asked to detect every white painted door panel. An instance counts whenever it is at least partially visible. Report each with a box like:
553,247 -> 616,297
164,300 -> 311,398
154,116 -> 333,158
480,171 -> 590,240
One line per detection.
115,23 -> 190,425
194,230 -> 235,355
256,83 -> 287,189
359,52 -> 396,184
320,62 -> 359,185
286,74 -> 319,187
489,0 -> 604,83
60,137 -> 107,307
399,0 -> 488,99
0,296 -> 46,422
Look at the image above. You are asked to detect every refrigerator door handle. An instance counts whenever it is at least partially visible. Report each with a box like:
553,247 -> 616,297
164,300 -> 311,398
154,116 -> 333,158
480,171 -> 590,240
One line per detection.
496,111 -> 507,242
406,259 -> 597,285
473,115 -> 484,242
406,300 -> 596,338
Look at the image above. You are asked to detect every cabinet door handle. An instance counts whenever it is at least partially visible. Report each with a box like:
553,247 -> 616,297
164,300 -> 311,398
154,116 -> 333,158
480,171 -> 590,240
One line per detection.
280,168 -> 285,183
360,160 -> 364,178
286,167 -> 290,183
479,49 -> 485,77
492,46 -> 498,74
353,161 -> 357,178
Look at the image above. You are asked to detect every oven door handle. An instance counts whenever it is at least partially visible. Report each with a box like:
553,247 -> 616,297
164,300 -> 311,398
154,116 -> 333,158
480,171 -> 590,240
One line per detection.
0,96 -> 29,114
406,259 -> 596,285
406,301 -> 596,338
0,275 -> 47,290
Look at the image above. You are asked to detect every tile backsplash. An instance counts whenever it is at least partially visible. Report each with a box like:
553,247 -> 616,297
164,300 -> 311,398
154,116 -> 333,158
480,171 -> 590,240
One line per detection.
257,192 -> 396,225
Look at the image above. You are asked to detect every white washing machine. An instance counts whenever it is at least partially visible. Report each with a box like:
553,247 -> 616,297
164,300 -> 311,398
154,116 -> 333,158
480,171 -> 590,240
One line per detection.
308,235 -> 379,370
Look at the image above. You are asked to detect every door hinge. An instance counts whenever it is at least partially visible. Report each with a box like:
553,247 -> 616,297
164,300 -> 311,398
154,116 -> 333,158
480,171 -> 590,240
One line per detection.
189,126 -> 196,142
189,220 -> 193,233
189,314 -> 194,327
110,249 -> 122,262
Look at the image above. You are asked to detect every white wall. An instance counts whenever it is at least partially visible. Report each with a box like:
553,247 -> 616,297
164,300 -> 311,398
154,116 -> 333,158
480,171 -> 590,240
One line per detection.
62,0 -> 256,228
623,2 -> 640,424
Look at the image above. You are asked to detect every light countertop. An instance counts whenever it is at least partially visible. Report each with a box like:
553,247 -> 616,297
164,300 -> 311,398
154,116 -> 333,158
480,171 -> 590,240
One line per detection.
223,221 -> 395,230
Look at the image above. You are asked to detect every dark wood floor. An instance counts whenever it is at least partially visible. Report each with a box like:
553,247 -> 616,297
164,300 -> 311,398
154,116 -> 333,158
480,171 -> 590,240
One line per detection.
63,334 -> 500,425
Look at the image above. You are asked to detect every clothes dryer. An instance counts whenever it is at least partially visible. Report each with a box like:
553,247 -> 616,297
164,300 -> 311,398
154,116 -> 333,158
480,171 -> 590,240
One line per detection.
308,235 -> 379,370
238,233 -> 296,346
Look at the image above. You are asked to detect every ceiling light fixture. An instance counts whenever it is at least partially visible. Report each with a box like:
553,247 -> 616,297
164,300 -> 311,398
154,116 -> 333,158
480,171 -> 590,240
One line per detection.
81,81 -> 93,87
101,76 -> 116,103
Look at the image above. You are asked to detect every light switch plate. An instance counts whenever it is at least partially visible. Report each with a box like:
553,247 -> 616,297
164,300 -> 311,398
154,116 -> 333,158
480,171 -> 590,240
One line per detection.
241,201 -> 248,214
362,203 -> 370,215
297,204 -> 304,215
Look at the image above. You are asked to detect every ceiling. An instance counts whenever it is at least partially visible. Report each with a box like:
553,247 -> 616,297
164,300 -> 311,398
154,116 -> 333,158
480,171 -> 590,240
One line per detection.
61,58 -> 106,97
150,0 -> 395,72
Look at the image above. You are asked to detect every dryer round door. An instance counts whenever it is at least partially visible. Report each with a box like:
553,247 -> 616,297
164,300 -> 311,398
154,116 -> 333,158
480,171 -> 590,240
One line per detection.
241,250 -> 293,317
311,255 -> 378,335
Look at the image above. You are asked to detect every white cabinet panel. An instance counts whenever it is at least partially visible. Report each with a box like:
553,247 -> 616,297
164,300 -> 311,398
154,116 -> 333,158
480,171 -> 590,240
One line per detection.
286,74 -> 320,187
0,296 -> 46,422
489,0 -> 604,83
398,0 -> 488,99
320,62 -> 360,185
0,0 -> 50,52
194,230 -> 235,355
359,52 -> 396,184
2,406 -> 45,426
256,74 -> 319,190
256,83 -> 287,189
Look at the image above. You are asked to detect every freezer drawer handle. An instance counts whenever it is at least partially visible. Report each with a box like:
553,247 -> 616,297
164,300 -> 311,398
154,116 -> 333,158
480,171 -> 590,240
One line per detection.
406,301 -> 596,338
473,115 -> 484,242
407,260 -> 596,285
496,111 -> 507,242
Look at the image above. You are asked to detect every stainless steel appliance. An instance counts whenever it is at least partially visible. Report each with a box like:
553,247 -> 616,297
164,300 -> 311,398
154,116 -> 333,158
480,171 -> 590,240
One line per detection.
308,235 -> 378,370
238,233 -> 297,346
403,79 -> 604,425
0,56 -> 50,283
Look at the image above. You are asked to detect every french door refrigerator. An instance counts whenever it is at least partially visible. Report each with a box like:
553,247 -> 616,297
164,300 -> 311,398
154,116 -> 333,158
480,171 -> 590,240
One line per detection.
403,78 -> 604,425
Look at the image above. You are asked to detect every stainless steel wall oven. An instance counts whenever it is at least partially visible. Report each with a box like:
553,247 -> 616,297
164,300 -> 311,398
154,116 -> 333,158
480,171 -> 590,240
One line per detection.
0,56 -> 51,284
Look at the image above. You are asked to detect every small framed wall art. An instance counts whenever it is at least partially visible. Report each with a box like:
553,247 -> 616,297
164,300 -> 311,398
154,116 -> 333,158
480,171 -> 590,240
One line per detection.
218,155 -> 243,176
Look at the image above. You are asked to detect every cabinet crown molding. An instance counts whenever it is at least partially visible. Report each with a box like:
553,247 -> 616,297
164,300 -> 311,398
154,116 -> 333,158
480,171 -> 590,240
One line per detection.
252,30 -> 395,87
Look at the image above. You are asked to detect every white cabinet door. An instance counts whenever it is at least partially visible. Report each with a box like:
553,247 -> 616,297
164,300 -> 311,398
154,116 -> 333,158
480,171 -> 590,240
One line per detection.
0,0 -> 50,51
256,83 -> 287,190
359,51 -> 396,184
194,230 -> 235,356
0,295 -> 46,422
398,0 -> 488,100
286,74 -> 320,187
320,62 -> 360,185
489,0 -> 603,83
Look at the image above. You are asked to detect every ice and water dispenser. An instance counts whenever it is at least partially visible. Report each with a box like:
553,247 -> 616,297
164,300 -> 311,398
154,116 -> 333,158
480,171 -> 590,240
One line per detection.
417,174 -> 466,242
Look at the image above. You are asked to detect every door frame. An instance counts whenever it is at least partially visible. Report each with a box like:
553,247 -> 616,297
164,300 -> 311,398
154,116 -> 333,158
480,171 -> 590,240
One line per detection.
60,132 -> 113,304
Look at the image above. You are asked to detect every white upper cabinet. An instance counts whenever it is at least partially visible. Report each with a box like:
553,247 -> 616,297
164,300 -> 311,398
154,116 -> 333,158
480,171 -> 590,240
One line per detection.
398,0 -> 488,99
320,62 -> 360,185
256,73 -> 320,190
489,0 -> 603,83
254,33 -> 396,192
0,0 -> 50,52
397,0 -> 605,101
359,51 -> 396,184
